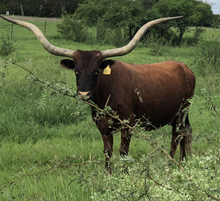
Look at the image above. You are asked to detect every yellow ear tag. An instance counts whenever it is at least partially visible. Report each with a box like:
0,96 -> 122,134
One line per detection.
103,65 -> 111,75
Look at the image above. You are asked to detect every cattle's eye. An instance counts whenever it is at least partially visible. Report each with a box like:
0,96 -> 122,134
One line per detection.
94,70 -> 100,75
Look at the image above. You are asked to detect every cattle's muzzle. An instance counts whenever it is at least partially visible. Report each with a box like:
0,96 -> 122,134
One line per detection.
78,91 -> 90,100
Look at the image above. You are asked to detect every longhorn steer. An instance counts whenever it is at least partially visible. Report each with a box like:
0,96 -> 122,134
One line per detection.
0,15 -> 195,172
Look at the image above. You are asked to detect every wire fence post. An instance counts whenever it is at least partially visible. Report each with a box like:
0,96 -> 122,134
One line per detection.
44,19 -> 46,36
11,14 -> 14,39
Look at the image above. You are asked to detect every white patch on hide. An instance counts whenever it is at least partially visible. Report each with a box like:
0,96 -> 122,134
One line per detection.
134,88 -> 143,103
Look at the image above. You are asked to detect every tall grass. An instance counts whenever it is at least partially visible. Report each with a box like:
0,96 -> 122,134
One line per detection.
0,18 -> 220,200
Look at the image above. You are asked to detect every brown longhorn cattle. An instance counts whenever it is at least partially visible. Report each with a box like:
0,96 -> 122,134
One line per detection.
0,15 -> 195,172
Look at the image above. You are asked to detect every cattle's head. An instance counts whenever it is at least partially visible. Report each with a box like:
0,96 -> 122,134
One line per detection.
0,15 -> 183,99
60,50 -> 106,99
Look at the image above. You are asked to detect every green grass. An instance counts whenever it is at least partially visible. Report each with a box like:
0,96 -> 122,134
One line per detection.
0,18 -> 220,200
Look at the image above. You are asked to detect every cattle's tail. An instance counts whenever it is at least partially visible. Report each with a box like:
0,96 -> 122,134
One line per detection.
185,114 -> 192,155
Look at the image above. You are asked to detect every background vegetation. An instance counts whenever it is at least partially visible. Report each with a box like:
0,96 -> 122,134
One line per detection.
0,0 -> 83,17
57,0 -> 214,46
0,3 -> 220,200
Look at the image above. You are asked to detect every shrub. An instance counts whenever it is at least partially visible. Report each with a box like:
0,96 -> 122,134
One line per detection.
192,34 -> 220,76
0,34 -> 16,56
90,150 -> 220,200
183,28 -> 205,46
57,13 -> 89,43
103,28 -> 128,47
147,33 -> 171,56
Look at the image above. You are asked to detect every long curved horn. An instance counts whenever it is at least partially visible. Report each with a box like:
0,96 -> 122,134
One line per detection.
0,15 -> 75,58
101,16 -> 183,58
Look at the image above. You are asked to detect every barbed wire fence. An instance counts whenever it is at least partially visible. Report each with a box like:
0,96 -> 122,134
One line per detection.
0,15 -> 61,39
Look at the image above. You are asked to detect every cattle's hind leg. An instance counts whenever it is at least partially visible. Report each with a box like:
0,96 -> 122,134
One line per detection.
170,116 -> 182,159
119,128 -> 132,173
170,109 -> 192,162
101,134 -> 113,174
119,128 -> 132,157
169,113 -> 187,162
184,114 -> 192,156
179,124 -> 187,161
170,120 -> 187,161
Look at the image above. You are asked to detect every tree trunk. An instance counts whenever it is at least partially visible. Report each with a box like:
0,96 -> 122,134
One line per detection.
178,28 -> 185,45
129,26 -> 132,41
96,21 -> 100,40
96,18 -> 105,41
116,27 -> 122,41
61,4 -> 65,17
20,1 -> 24,16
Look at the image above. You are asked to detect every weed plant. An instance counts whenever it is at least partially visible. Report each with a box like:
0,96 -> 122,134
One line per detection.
192,34 -> 220,76
0,34 -> 16,56
90,150 -> 220,200
0,19 -> 220,200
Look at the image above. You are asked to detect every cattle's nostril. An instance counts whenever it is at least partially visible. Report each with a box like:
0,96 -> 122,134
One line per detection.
78,91 -> 90,99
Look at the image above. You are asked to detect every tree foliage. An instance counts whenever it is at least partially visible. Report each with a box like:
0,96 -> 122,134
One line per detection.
0,0 -> 83,17
213,14 -> 220,28
56,12 -> 88,42
0,0 -> 214,45
155,0 -> 214,44
69,0 -> 164,44
76,0 -> 149,41
57,0 -> 213,45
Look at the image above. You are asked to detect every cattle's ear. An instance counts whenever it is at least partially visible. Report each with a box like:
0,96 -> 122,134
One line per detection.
100,60 -> 115,70
60,59 -> 75,70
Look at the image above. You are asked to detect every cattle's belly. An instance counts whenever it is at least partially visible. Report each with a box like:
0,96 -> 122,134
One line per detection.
134,103 -> 180,129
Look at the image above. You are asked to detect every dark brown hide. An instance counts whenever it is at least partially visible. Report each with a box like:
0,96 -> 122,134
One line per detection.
94,60 -> 195,132
61,51 -> 195,172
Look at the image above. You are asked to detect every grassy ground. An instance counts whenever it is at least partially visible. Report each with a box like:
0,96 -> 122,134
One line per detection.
0,19 -> 220,200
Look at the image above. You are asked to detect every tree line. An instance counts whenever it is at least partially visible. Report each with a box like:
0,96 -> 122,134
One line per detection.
0,0 -> 83,17
56,0 -> 215,46
0,0 -> 218,46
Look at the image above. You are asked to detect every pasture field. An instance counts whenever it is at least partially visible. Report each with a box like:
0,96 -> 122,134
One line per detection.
0,18 -> 220,200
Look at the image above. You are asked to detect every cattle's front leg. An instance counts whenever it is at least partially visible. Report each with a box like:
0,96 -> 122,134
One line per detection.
119,129 -> 132,157
101,134 -> 113,173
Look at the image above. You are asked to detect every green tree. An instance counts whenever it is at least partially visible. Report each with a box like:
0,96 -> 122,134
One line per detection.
155,0 -> 213,44
57,12 -> 88,42
213,14 -> 220,28
18,0 -> 24,15
58,0 -> 213,45
0,0 -> 82,17
0,0 -> 20,15
75,0 -> 162,42
46,0 -> 83,17
0,0 -> 7,14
